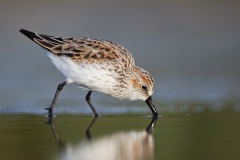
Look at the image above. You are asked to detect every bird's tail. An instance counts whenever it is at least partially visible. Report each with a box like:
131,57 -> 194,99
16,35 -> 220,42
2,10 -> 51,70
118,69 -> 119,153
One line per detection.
19,29 -> 65,52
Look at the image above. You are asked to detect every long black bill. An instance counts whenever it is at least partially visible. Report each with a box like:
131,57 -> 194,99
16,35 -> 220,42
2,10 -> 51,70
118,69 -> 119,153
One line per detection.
145,96 -> 159,117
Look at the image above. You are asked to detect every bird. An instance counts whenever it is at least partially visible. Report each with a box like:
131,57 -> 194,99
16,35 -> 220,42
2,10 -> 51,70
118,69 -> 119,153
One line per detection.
19,29 -> 159,118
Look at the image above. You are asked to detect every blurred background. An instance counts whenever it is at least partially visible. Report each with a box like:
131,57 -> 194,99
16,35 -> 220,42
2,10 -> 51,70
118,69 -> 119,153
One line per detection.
0,0 -> 240,114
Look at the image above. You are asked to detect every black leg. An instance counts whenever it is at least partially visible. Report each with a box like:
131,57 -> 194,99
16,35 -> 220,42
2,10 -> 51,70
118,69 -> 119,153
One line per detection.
45,81 -> 68,117
85,91 -> 99,117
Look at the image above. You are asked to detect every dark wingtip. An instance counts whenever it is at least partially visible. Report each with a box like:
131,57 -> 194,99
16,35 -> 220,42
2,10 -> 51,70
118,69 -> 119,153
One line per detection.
19,29 -> 40,41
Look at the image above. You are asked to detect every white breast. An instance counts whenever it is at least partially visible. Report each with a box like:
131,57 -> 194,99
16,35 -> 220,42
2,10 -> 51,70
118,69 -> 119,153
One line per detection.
47,53 -> 118,95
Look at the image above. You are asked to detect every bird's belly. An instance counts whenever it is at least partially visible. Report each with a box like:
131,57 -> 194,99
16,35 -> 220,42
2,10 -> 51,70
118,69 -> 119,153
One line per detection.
47,53 -> 118,94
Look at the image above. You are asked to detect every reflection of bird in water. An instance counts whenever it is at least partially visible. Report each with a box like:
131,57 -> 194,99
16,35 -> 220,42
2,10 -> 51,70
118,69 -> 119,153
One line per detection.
48,117 -> 157,160
64,130 -> 153,160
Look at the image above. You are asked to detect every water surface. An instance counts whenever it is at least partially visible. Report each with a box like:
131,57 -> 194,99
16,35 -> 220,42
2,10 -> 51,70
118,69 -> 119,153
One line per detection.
0,110 -> 239,160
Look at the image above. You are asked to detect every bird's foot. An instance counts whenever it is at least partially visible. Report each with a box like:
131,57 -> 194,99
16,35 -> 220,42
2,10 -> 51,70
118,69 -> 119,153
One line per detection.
93,113 -> 99,117
45,107 -> 54,123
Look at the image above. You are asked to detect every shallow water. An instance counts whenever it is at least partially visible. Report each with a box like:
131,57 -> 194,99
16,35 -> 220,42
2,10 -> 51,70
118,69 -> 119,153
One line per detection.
0,111 -> 239,160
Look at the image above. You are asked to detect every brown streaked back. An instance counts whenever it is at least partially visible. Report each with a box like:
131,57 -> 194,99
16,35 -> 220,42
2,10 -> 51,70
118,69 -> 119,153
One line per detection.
19,29 -> 135,68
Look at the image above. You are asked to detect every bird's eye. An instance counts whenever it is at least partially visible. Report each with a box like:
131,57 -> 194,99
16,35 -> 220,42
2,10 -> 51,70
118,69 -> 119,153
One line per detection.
142,86 -> 147,90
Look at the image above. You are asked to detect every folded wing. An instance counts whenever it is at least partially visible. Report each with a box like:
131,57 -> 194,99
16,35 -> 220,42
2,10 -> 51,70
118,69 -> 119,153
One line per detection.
20,29 -> 135,70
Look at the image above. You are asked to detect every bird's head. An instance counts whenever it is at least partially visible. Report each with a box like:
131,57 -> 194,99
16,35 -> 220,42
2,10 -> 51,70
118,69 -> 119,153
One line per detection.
129,66 -> 159,117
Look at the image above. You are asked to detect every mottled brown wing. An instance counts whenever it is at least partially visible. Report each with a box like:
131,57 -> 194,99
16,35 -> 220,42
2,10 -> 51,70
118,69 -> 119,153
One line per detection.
20,29 -> 135,69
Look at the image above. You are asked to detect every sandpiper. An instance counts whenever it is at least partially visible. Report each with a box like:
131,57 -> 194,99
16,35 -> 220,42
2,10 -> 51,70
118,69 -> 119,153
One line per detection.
19,29 -> 159,117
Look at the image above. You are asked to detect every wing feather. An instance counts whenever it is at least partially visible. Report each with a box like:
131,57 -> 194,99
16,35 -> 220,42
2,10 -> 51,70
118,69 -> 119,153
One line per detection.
20,29 -> 135,69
